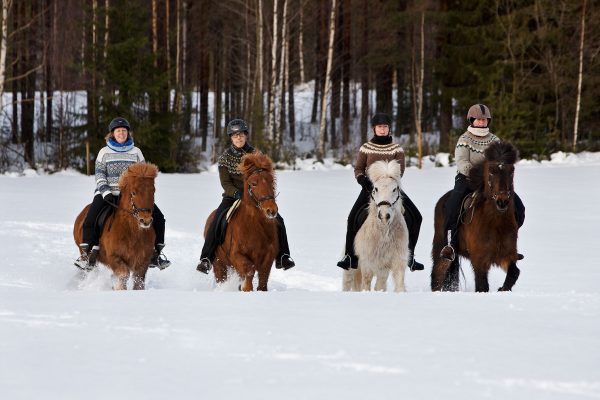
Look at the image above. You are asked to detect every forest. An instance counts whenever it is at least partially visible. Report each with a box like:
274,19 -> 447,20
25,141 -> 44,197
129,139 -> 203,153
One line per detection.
1,0 -> 598,172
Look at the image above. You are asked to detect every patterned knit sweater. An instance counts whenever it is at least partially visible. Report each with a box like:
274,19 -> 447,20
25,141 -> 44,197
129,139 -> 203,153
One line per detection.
95,143 -> 145,197
455,130 -> 500,176
217,143 -> 256,198
354,136 -> 406,179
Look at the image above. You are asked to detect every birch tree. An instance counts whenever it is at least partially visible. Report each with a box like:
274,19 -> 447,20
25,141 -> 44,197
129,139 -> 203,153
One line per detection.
411,10 -> 425,168
318,0 -> 337,160
573,0 -> 586,151
0,0 -> 12,112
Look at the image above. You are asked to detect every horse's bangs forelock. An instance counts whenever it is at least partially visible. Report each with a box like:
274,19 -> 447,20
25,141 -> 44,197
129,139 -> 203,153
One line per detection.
484,141 -> 519,164
239,153 -> 274,175
367,160 -> 402,182
119,163 -> 158,188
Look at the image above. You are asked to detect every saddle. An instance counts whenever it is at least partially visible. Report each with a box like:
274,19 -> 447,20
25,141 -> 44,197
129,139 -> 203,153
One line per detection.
215,199 -> 242,244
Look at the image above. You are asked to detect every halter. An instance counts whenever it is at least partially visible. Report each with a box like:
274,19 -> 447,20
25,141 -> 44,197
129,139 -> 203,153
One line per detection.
246,168 -> 277,209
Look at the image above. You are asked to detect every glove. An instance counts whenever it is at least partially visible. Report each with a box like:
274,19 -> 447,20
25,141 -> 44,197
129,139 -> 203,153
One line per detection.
103,193 -> 117,205
356,175 -> 373,192
233,191 -> 242,200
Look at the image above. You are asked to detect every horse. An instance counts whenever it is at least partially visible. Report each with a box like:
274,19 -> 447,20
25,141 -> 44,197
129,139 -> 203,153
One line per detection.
342,160 -> 410,292
73,163 -> 158,290
431,141 -> 521,292
204,152 -> 279,291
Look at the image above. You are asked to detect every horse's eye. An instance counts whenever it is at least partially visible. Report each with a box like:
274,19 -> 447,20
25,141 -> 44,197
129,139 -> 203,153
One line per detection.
131,192 -> 136,196
374,187 -> 378,192
252,182 -> 257,187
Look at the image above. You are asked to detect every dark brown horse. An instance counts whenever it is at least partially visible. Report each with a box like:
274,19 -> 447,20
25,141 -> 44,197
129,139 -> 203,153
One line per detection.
73,163 -> 158,290
431,141 -> 521,292
204,153 -> 279,291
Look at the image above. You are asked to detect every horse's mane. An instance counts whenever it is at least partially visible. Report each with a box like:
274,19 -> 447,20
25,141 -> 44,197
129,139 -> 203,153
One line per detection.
239,152 -> 274,176
119,163 -> 159,188
469,141 -> 519,191
367,160 -> 402,182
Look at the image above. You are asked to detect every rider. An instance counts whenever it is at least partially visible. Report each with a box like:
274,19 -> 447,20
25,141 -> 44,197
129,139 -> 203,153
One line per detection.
440,104 -> 526,262
337,112 -> 425,271
74,117 -> 171,271
196,118 -> 295,273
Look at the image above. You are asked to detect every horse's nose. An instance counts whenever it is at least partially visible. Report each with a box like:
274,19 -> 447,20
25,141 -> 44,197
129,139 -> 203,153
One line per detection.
377,211 -> 391,221
139,217 -> 153,228
265,208 -> 277,219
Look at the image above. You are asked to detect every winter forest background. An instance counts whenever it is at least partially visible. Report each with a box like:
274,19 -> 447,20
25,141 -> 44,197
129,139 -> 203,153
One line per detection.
1,0 -> 599,173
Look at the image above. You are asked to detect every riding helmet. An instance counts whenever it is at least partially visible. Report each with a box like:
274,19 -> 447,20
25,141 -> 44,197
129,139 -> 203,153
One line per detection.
370,113 -> 392,127
467,104 -> 492,126
108,117 -> 131,133
227,119 -> 249,136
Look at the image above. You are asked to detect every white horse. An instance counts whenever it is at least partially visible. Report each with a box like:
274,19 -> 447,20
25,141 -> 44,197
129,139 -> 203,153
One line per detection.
342,160 -> 410,292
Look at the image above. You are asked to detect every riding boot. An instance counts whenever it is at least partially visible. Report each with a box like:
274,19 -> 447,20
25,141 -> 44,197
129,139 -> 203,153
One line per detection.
407,253 -> 424,271
74,243 -> 99,271
196,258 -> 212,274
149,243 -> 171,270
337,254 -> 359,270
276,254 -> 295,270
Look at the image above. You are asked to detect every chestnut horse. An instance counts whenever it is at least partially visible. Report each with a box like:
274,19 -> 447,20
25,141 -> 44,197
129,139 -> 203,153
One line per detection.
204,153 -> 279,291
431,141 -> 521,292
73,163 -> 158,290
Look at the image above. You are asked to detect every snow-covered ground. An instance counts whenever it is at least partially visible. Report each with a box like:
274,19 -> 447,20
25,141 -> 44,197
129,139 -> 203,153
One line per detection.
1,154 -> 599,399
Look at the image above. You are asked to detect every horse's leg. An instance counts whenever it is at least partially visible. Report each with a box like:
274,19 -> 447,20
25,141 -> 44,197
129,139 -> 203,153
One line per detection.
132,267 -> 147,290
112,263 -> 129,290
443,259 -> 460,292
498,262 -> 520,291
391,266 -> 406,293
473,264 -> 490,292
213,258 -> 228,284
431,258 -> 453,291
374,271 -> 388,292
352,268 -> 362,291
361,268 -> 373,291
256,264 -> 271,291
241,269 -> 255,292
342,269 -> 353,291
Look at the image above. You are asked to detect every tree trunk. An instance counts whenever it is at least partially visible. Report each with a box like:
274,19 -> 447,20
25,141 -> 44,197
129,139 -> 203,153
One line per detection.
297,0 -> 305,83
573,0 -> 586,152
341,0 -> 350,145
318,0 -> 337,160
359,0 -> 369,144
267,0 -> 279,143
0,0 -> 12,113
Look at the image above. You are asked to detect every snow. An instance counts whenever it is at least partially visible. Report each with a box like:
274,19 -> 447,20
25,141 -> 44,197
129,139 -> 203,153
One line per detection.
1,153 -> 599,399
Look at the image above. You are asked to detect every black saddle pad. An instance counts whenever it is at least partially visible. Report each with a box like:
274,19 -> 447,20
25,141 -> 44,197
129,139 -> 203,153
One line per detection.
215,201 -> 241,245
93,203 -> 115,243
352,204 -> 369,233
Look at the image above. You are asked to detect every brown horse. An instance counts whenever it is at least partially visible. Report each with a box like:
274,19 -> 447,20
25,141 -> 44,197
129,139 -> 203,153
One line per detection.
73,163 -> 158,290
204,153 -> 279,291
431,141 -> 521,292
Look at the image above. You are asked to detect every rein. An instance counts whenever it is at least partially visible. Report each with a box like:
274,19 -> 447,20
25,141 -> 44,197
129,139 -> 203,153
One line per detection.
246,168 -> 278,209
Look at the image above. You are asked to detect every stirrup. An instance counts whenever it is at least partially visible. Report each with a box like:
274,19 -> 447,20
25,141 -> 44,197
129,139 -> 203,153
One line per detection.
74,244 -> 98,271
149,245 -> 171,270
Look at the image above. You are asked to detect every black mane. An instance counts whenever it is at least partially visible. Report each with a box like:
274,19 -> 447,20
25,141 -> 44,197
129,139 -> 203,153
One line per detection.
469,141 -> 519,192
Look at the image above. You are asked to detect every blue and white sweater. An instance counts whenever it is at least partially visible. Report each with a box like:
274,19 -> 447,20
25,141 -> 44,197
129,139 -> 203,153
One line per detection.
94,138 -> 145,197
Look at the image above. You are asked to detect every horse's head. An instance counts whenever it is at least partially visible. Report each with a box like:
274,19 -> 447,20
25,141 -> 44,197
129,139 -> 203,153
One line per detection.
119,163 -> 158,228
469,141 -> 519,213
367,160 -> 403,223
239,153 -> 278,219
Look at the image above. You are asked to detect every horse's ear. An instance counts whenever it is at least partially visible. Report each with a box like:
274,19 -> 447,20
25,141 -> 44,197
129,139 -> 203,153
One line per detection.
238,156 -> 253,175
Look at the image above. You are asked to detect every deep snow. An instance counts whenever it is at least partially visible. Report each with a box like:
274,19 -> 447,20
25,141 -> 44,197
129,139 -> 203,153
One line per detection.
1,155 -> 599,399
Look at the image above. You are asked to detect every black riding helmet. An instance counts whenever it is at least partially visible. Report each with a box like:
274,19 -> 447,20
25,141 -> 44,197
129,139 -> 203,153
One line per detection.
371,113 -> 392,127
108,117 -> 131,133
227,119 -> 249,136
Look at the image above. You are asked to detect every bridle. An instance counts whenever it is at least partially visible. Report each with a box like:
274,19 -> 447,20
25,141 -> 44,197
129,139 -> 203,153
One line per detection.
370,184 -> 401,208
487,162 -> 514,201
105,193 -> 154,219
246,168 -> 277,209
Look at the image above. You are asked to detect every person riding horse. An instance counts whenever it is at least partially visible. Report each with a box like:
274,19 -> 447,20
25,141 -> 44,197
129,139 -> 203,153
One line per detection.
439,104 -> 526,262
196,118 -> 295,274
337,112 -> 425,272
74,117 -> 170,271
